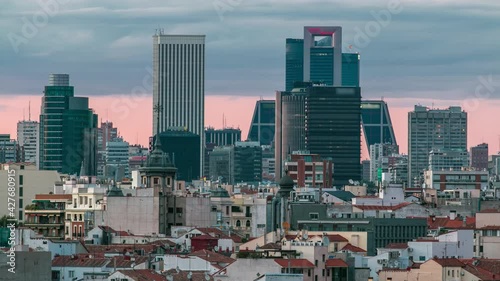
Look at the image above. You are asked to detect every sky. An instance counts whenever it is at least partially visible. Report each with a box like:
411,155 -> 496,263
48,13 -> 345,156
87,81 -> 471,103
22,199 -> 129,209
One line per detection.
1,0 -> 500,155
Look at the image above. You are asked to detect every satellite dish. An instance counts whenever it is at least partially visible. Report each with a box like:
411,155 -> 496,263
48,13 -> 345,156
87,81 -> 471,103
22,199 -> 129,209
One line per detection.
214,246 -> 219,252
166,275 -> 174,281
205,272 -> 211,281
349,179 -> 354,185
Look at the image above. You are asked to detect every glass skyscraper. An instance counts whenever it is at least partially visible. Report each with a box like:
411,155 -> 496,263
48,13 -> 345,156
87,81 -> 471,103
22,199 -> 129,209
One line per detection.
39,74 -> 98,175
247,100 -> 275,145
361,100 -> 397,149
285,27 -> 360,91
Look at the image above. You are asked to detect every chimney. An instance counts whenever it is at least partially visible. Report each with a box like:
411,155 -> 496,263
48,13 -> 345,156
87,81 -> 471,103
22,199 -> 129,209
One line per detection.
450,210 -> 456,220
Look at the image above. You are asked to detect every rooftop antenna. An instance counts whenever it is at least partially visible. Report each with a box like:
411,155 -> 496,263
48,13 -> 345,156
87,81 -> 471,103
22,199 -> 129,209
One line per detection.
28,101 -> 31,121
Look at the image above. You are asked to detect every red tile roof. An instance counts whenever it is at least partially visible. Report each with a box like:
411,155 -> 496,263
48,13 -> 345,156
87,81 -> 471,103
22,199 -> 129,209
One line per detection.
354,202 -> 412,211
477,225 -> 500,230
341,243 -> 366,253
52,254 -> 109,267
259,243 -> 282,250
325,234 -> 349,243
116,269 -> 167,281
432,258 -> 464,267
195,227 -> 243,243
164,269 -> 214,281
325,259 -> 348,267
274,259 -> 315,268
34,194 -> 72,200
189,249 -> 235,265
461,259 -> 500,280
191,234 -> 218,241
383,243 -> 408,249
480,209 -> 500,213
85,244 -> 158,255
427,216 -> 475,230
105,256 -> 148,268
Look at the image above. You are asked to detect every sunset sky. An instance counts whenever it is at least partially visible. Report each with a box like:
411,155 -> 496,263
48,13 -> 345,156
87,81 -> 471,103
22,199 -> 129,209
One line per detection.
1,1 -> 499,158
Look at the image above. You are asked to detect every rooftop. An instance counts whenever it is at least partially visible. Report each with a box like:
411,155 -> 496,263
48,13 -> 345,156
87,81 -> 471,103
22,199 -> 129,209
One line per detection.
325,259 -> 349,267
274,259 -> 315,268
341,243 -> 366,253
116,269 -> 167,281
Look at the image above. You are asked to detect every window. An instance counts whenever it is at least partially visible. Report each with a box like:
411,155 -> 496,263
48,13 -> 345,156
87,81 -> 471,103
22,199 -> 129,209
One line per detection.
309,213 -> 319,220
19,187 -> 23,197
315,260 -> 318,266
419,256 -> 425,261
308,269 -> 311,277
69,271 -> 75,278
19,175 -> 23,185
153,178 -> 159,184
176,208 -> 183,213
236,220 -> 241,227
167,178 -> 171,186
246,220 -> 250,227
89,198 -> 92,208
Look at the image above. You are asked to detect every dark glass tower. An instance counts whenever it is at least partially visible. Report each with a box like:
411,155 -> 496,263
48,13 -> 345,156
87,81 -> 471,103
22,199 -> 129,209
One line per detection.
306,86 -> 361,185
247,100 -> 275,145
361,100 -> 397,149
39,74 -> 97,175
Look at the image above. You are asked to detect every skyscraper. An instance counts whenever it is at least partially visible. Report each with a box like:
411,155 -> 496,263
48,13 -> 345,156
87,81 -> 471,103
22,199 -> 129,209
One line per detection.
275,84 -> 361,186
285,26 -> 360,91
361,100 -> 397,149
369,143 -> 399,183
153,33 -> 205,179
471,143 -> 488,171
408,105 -> 467,187
247,100 -> 275,145
17,120 -> 39,164
39,74 -> 98,175
205,127 -> 241,146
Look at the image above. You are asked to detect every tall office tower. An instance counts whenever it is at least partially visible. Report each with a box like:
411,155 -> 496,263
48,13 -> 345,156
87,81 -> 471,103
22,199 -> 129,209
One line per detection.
39,74 -> 98,175
285,26 -> 360,91
306,86 -> 361,186
276,84 -> 361,185
0,134 -> 19,163
369,143 -> 399,183
17,120 -> 39,164
361,160 -> 371,182
408,105 -> 467,187
247,100 -> 275,145
471,143 -> 488,171
152,33 -> 205,179
388,155 -> 408,186
234,141 -> 262,184
275,84 -> 308,181
205,127 -> 241,146
361,100 -> 397,150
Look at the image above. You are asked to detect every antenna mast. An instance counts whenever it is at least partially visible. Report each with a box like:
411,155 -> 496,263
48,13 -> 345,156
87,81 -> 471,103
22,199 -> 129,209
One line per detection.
28,101 -> 31,121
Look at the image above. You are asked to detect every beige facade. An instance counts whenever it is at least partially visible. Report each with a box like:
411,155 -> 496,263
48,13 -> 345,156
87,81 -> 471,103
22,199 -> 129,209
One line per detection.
344,185 -> 367,196
379,259 -> 465,281
0,163 -> 63,222
475,210 -> 500,258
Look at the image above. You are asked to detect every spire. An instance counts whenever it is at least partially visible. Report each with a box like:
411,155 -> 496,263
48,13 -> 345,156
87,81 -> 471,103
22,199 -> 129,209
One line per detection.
79,161 -> 85,177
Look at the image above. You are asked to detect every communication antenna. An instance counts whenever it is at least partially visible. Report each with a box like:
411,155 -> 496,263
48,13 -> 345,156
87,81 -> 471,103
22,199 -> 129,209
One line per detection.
28,100 -> 31,121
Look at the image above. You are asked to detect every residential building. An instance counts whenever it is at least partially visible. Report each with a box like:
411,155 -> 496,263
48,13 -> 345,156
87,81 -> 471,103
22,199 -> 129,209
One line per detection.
153,33 -> 205,178
24,194 -> 72,239
285,26 -> 360,90
428,148 -> 469,171
362,160 -> 371,182
0,134 -> 19,163
388,155 -> 409,187
39,74 -> 98,175
408,105 -> 467,187
0,163 -> 63,221
369,143 -> 399,183
247,100 -> 275,145
470,143 -> 488,171
97,121 -> 118,151
475,209 -> 500,259
108,269 -> 168,281
361,100 -> 398,150
423,169 -> 488,191
17,120 -> 39,164
284,151 -> 333,188
152,129 -> 201,182
262,145 -> 276,181
407,229 -> 474,262
205,127 -> 241,146
14,228 -> 88,259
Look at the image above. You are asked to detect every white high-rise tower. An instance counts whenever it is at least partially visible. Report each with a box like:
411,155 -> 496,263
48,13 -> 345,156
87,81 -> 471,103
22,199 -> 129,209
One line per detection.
152,33 -> 205,178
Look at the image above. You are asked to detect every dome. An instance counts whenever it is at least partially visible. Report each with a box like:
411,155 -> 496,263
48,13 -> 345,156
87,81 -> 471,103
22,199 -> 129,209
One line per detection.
279,174 -> 294,190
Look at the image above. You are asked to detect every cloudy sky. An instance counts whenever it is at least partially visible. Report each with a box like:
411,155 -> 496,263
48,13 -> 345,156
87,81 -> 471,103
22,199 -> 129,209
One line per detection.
1,0 -> 499,153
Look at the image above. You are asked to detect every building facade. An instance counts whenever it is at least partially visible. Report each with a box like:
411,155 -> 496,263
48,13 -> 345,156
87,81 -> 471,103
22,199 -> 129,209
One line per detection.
205,127 -> 241,146
0,134 -> 19,163
369,143 -> 399,183
428,148 -> 469,171
247,100 -> 275,145
285,151 -> 333,188
408,105 -> 467,187
470,143 -> 488,171
234,141 -> 262,184
361,100 -> 397,150
17,120 -> 39,164
104,138 -> 130,180
39,74 -> 98,175
152,34 -> 205,178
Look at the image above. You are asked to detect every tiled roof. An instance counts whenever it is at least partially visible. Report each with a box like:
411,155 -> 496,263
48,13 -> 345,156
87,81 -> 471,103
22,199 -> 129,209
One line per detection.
164,269 -> 214,281
149,239 -> 177,247
259,243 -> 282,250
52,254 -> 109,267
477,225 -> 500,230
117,269 -> 167,281
325,191 -> 356,202
325,259 -> 349,267
432,258 -> 464,267
480,209 -> 500,213
195,227 -> 243,243
383,243 -> 408,249
85,244 -> 158,255
274,259 -> 315,268
325,234 -> 349,243
340,243 -> 366,253
427,216 -> 475,230
191,234 -> 218,240
189,249 -> 235,264
105,256 -> 148,268
462,259 -> 500,280
354,202 -> 412,211
34,194 -> 72,200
